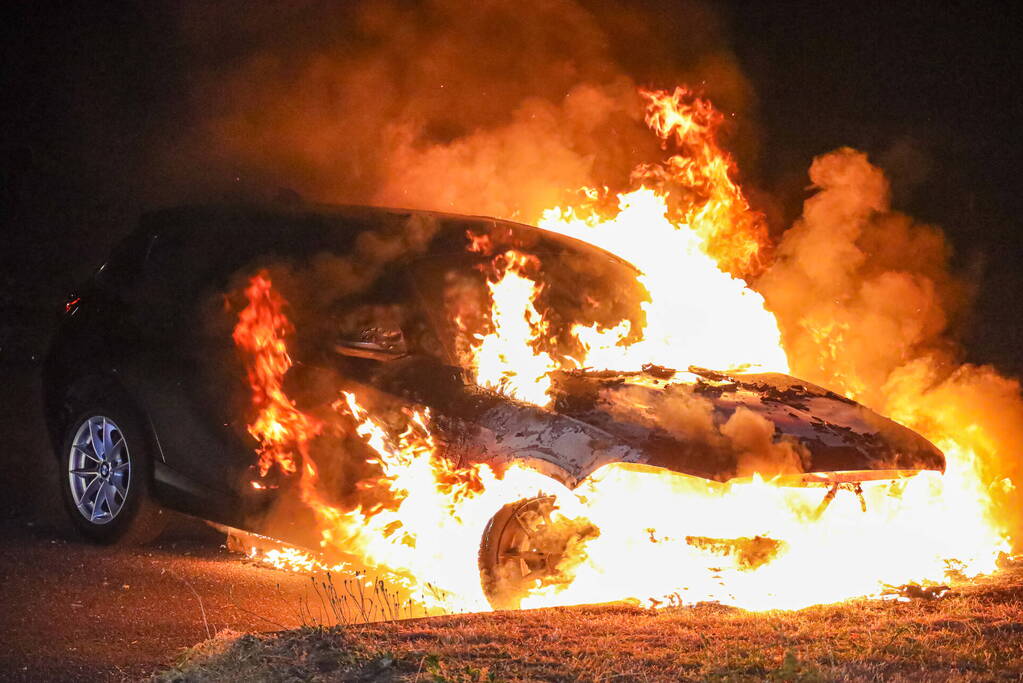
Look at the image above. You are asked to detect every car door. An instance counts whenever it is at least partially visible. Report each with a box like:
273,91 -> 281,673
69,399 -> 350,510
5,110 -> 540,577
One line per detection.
118,211 -> 332,521
112,218 -> 251,521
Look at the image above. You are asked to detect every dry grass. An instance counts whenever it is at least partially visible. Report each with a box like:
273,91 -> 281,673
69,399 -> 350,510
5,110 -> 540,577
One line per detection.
154,567 -> 1023,682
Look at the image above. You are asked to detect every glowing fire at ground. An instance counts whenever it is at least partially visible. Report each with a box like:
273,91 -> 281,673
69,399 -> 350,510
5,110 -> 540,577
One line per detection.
233,86 -> 1012,614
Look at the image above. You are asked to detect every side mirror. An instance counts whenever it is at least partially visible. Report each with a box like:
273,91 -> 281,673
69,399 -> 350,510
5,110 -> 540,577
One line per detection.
334,326 -> 408,362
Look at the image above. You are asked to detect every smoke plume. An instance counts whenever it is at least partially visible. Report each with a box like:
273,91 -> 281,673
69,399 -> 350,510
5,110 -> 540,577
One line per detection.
168,0 -> 754,222
758,148 -> 1023,548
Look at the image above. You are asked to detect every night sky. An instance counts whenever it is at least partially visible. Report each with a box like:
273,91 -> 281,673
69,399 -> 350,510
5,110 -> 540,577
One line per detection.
727,3 -> 1023,377
2,1 -> 1020,375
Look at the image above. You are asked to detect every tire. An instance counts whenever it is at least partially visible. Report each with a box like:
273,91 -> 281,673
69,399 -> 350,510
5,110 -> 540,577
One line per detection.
479,496 -> 581,610
59,401 -> 167,545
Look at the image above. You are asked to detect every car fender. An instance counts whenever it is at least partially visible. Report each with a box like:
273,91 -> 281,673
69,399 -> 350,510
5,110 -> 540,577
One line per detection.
468,401 -> 645,488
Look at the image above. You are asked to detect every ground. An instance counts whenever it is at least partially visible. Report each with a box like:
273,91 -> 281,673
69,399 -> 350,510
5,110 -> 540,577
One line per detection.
156,569 -> 1023,682
3,362 -> 1023,682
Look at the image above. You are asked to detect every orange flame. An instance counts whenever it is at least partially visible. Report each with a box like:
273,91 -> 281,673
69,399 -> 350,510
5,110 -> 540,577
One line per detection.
232,86 -> 1013,614
638,87 -> 771,279
464,87 -> 788,396
232,272 -> 320,476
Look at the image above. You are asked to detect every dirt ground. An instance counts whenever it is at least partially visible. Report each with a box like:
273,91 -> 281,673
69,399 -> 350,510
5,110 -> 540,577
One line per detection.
156,568 -> 1023,682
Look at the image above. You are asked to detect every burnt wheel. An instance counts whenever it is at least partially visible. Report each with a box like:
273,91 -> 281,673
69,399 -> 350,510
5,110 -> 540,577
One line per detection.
478,496 -> 571,610
59,402 -> 167,545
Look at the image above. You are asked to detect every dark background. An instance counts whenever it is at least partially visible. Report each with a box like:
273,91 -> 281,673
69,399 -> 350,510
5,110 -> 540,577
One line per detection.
2,1 -> 1020,376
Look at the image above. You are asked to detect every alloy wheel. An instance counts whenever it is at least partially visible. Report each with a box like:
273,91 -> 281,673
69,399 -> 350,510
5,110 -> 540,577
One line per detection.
68,416 -> 131,524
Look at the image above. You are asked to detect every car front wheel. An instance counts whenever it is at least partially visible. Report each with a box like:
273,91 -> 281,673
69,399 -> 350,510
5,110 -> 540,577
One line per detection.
59,404 -> 167,544
478,495 -> 597,610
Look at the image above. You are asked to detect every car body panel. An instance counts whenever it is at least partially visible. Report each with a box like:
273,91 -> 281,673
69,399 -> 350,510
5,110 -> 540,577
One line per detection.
545,366 -> 943,482
418,365 -> 943,488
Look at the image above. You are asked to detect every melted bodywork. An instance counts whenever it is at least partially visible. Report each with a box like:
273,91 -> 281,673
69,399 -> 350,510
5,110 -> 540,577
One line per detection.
447,364 -> 944,488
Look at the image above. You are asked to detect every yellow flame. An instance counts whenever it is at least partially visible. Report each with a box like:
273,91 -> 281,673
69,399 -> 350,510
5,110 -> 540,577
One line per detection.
468,251 -> 559,405
540,187 -> 788,375
461,87 -> 787,403
314,392 -> 570,611
521,448 -> 1006,611
233,85 -> 1012,615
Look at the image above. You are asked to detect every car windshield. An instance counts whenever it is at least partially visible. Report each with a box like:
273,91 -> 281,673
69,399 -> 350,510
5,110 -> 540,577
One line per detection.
410,244 -> 649,370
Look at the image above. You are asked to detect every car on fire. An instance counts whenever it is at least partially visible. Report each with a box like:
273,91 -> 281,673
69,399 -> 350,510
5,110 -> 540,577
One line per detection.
44,202 -> 946,608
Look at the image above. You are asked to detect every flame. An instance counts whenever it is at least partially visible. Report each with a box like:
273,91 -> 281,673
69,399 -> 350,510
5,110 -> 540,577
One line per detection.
460,87 -> 787,398
638,87 -> 771,279
466,250 -> 559,405
234,278 -> 563,610
539,187 -> 787,376
231,85 -> 1013,614
323,391 -> 570,611
251,545 -> 348,574
520,448 -> 1005,611
231,273 -> 321,476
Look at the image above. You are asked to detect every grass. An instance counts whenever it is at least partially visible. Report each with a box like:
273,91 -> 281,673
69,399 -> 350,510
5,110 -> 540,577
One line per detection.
154,567 -> 1023,682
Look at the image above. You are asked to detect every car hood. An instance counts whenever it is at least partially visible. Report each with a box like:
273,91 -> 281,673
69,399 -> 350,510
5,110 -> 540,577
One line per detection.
471,365 -> 944,486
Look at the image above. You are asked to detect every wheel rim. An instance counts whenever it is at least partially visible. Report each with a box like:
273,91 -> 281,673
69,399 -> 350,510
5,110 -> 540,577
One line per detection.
493,497 -> 562,598
68,416 -> 131,525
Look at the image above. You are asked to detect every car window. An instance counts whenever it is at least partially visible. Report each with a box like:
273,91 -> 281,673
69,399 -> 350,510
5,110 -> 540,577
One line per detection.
315,265 -> 445,363
139,210 -> 367,298
409,245 -> 648,372
139,223 -> 227,300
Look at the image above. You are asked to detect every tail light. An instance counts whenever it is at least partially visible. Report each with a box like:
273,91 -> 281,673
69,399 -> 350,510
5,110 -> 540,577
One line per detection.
64,294 -> 81,315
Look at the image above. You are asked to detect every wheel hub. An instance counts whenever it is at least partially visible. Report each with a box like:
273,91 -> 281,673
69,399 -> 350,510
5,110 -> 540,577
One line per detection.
480,496 -> 598,610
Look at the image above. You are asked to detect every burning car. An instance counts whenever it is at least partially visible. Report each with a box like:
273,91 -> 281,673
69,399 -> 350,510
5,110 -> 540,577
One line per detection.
44,202 -> 945,608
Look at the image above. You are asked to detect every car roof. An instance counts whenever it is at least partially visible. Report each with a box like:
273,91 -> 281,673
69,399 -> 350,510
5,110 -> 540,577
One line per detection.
135,201 -> 637,269
139,201 -> 499,241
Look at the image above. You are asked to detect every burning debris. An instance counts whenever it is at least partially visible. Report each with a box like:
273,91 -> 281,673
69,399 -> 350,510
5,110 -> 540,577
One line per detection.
883,583 -> 952,602
217,85 -> 1016,617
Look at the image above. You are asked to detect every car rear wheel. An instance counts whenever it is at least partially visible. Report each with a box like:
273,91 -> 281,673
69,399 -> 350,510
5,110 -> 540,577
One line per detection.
59,404 -> 167,544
